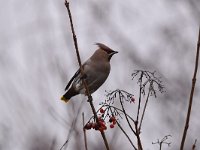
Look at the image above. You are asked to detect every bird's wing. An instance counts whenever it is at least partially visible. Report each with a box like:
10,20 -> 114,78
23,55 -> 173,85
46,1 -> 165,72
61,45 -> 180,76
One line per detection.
64,59 -> 92,91
65,69 -> 80,91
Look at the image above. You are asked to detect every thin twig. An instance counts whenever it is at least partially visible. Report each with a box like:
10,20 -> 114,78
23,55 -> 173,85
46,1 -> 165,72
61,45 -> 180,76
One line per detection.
139,89 -> 150,131
136,72 -> 143,122
135,73 -> 144,150
110,107 -> 137,150
50,138 -> 56,150
116,120 -> 137,150
119,92 -> 136,135
60,100 -> 84,150
180,26 -> 200,150
152,135 -> 171,150
192,139 -> 197,150
102,104 -> 136,123
64,1 -> 110,149
82,113 -> 88,150
134,123 -> 143,150
118,92 -> 143,150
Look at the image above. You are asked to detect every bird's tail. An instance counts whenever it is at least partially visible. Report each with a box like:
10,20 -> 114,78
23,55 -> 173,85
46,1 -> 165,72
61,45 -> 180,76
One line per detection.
60,87 -> 78,103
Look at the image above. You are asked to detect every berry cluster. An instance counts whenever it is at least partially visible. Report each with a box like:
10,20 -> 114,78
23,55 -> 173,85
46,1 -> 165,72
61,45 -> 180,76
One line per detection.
84,108 -> 117,132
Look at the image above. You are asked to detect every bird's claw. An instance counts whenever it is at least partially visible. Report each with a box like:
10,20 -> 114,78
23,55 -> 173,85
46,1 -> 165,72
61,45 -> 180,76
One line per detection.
80,73 -> 87,80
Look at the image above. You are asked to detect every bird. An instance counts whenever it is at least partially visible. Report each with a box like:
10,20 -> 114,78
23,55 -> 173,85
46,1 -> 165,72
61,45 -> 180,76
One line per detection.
61,43 -> 118,103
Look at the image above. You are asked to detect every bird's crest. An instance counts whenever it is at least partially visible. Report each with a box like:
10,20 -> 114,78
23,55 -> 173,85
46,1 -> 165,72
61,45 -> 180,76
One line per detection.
96,43 -> 114,54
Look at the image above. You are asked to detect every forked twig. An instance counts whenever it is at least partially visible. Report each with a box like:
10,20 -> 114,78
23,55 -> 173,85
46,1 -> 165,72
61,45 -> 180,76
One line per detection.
152,135 -> 172,150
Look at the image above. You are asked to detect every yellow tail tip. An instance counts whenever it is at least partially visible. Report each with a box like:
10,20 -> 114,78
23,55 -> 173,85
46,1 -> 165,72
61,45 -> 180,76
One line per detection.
60,96 -> 70,103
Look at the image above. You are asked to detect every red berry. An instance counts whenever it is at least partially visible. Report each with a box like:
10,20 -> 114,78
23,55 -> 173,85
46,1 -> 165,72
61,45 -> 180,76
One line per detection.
100,108 -> 105,113
110,124 -> 114,128
131,97 -> 135,103
113,120 -> 117,125
84,123 -> 92,130
110,116 -> 116,122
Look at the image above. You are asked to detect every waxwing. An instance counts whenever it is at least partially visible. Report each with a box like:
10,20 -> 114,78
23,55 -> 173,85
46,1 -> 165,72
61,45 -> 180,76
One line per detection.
61,43 -> 118,103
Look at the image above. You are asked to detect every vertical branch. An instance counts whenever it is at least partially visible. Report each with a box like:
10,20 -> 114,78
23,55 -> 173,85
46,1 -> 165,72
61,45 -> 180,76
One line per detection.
135,73 -> 143,150
64,1 -> 110,150
134,123 -> 143,150
180,27 -> 200,150
136,72 -> 144,126
82,113 -> 88,150
136,81 -> 142,123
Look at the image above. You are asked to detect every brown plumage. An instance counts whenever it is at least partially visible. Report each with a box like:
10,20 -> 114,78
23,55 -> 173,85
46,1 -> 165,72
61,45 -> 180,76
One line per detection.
61,43 -> 118,103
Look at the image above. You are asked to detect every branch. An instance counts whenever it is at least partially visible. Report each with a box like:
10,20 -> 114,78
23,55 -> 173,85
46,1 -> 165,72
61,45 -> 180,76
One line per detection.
64,1 -> 110,150
180,26 -> 200,150
134,123 -> 143,150
136,72 -> 143,122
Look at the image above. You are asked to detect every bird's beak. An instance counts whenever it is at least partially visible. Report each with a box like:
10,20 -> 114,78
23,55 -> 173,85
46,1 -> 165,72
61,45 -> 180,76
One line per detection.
112,51 -> 118,55
109,51 -> 118,57
108,51 -> 118,61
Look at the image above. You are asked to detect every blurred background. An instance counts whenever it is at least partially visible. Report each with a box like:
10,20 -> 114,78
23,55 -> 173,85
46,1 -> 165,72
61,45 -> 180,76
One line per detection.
0,0 -> 200,149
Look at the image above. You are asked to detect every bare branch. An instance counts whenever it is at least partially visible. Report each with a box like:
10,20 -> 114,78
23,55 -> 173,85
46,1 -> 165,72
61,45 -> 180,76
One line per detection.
64,1 -> 110,149
180,26 -> 200,150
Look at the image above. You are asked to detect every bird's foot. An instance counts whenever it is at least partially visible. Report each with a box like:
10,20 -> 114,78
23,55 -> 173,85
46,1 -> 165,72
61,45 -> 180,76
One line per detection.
61,96 -> 70,103
80,73 -> 87,80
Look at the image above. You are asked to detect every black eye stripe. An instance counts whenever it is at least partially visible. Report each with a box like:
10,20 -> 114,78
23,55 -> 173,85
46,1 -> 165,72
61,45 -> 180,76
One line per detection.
103,49 -> 115,54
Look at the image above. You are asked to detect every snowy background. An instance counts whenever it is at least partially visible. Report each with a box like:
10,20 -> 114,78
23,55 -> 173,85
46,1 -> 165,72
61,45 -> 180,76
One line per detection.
0,0 -> 200,149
